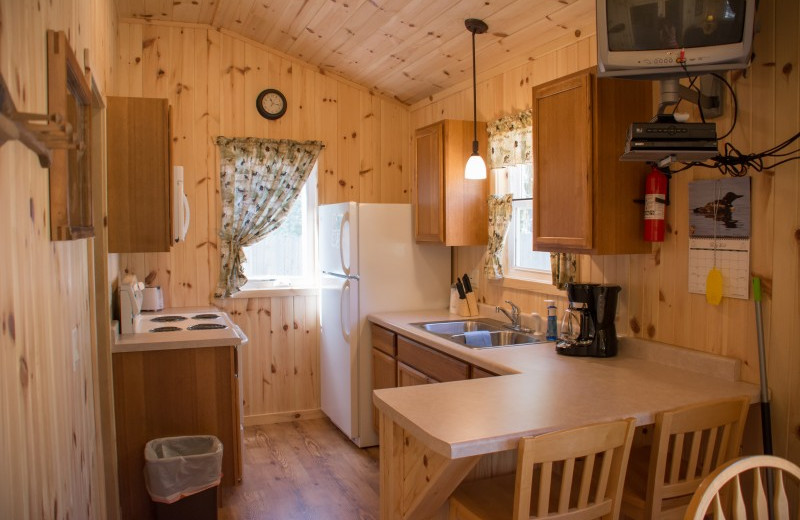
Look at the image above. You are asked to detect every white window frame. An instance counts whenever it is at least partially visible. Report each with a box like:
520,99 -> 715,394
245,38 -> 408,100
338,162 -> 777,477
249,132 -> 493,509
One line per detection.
492,165 -> 552,285
238,165 -> 319,295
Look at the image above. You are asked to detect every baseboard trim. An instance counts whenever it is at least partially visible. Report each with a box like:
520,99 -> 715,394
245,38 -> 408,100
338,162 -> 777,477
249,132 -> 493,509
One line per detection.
244,408 -> 327,427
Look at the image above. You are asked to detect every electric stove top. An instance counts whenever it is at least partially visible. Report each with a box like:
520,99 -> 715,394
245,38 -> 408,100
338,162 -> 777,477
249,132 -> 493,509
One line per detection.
114,307 -> 246,353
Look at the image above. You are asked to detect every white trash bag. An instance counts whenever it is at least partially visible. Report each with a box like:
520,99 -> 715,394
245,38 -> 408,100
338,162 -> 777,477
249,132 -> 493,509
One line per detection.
144,435 -> 223,504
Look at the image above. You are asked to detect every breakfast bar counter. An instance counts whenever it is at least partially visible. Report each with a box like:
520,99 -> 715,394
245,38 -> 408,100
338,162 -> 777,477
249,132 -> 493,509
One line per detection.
368,310 -> 760,520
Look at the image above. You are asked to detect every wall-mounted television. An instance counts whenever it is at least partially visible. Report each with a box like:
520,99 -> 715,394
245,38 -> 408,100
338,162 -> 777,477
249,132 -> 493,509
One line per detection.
597,0 -> 756,78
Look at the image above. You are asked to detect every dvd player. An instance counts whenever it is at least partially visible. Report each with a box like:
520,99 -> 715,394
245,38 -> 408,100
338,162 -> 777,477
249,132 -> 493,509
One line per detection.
628,122 -> 717,140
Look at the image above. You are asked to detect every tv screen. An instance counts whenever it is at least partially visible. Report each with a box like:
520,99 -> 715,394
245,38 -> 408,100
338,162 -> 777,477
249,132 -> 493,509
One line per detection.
597,0 -> 755,78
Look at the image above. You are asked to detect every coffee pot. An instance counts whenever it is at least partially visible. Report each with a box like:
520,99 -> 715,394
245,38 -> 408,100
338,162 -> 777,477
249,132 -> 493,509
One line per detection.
556,283 -> 621,357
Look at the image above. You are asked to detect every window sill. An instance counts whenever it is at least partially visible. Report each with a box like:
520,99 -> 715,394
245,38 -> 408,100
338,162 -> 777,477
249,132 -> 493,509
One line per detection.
230,282 -> 320,299
488,276 -> 567,297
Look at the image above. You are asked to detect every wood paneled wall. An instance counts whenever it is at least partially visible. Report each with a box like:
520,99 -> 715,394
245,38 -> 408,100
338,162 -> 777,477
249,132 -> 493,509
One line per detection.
412,3 -> 799,464
114,20 -> 411,308
0,0 -> 117,518
218,295 -> 320,422
113,20 -> 411,421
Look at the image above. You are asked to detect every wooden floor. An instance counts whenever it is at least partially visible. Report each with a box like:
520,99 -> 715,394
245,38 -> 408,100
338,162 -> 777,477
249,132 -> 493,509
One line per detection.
219,418 -> 380,520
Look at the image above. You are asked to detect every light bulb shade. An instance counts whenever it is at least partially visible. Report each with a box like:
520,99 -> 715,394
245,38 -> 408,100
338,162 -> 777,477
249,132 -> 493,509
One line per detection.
464,153 -> 487,180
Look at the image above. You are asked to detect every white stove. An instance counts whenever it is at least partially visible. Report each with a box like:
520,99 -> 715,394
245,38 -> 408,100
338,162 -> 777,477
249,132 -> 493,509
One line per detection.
115,276 -> 246,353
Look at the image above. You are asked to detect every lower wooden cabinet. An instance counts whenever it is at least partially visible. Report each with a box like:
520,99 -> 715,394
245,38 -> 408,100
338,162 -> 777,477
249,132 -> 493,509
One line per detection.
372,348 -> 397,432
397,335 -> 470,382
471,366 -> 499,379
113,345 -> 241,520
398,361 -> 438,386
370,323 -> 499,436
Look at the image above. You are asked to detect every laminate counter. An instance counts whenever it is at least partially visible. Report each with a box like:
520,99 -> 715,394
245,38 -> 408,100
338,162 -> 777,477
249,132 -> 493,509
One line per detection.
368,310 -> 760,520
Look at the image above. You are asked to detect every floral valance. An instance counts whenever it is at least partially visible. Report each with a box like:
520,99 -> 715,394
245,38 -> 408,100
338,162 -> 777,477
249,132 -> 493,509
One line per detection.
487,109 -> 532,169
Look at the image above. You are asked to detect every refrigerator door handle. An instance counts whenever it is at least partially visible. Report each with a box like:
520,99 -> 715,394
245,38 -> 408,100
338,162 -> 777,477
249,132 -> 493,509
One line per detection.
340,210 -> 350,276
340,280 -> 351,341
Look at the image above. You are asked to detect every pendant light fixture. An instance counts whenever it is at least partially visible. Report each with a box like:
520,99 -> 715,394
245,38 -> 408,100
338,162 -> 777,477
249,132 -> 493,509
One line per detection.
464,18 -> 488,180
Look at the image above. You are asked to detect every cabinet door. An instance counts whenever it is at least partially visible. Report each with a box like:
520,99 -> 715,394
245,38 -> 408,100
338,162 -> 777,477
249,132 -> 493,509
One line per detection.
532,73 -> 593,251
107,96 -> 172,253
397,335 -> 470,382
414,122 -> 445,243
471,365 -> 498,379
398,361 -> 437,387
372,348 -> 397,432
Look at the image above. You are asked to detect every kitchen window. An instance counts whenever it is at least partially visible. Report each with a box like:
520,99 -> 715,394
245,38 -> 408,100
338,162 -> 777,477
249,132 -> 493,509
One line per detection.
241,165 -> 318,289
494,163 -> 551,284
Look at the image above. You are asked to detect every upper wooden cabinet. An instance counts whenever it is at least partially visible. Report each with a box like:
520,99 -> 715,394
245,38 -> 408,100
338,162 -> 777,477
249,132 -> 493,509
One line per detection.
414,119 -> 488,246
531,69 -> 652,255
107,96 -> 172,253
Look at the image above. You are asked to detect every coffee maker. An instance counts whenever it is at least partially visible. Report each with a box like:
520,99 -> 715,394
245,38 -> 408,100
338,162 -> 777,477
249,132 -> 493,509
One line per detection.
556,283 -> 621,357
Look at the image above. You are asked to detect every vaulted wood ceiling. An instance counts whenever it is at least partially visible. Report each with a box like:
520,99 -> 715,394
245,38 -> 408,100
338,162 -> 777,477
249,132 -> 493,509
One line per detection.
116,0 -> 596,104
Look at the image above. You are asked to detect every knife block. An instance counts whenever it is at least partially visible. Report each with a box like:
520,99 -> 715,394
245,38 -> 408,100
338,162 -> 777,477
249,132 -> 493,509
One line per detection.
465,292 -> 479,316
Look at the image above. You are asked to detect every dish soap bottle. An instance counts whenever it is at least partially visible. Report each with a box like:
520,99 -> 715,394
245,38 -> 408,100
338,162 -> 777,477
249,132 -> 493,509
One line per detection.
544,300 -> 558,341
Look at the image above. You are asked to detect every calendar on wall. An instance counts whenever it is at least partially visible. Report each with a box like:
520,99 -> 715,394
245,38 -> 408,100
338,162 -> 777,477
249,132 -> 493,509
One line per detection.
687,177 -> 751,300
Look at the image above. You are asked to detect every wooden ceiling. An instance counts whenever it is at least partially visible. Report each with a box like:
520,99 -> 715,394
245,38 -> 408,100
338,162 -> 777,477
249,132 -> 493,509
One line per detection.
116,0 -> 596,105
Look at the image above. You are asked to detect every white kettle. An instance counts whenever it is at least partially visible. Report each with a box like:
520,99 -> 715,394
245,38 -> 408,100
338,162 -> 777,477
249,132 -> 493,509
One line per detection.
142,286 -> 164,311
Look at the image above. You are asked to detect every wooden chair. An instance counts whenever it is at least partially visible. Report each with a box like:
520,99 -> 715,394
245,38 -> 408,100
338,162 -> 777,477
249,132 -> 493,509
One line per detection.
449,418 -> 636,520
620,396 -> 750,520
684,454 -> 800,520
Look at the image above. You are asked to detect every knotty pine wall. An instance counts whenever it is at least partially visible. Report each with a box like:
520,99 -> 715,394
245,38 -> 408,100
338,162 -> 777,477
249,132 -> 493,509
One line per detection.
113,20 -> 411,422
0,0 -> 118,518
411,1 -> 799,463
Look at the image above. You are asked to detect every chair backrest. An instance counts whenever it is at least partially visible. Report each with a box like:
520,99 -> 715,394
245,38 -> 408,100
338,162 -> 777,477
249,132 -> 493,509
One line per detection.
684,455 -> 800,520
513,418 -> 636,520
644,396 -> 750,518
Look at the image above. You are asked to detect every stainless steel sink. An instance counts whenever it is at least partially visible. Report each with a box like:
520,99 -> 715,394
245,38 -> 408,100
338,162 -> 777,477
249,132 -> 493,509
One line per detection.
411,318 -> 543,349
416,318 -> 505,335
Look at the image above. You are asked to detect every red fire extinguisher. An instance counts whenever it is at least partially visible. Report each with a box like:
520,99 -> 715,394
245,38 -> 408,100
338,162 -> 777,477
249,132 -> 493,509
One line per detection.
644,166 -> 668,242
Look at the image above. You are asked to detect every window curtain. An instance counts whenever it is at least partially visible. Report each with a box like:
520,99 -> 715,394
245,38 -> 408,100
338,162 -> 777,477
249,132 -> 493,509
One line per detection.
214,137 -> 324,297
483,194 -> 514,279
550,252 -> 577,289
487,109 -> 532,169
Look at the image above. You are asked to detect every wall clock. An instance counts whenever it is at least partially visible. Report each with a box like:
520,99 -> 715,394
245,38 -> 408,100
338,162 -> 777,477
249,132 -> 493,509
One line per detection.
256,88 -> 287,120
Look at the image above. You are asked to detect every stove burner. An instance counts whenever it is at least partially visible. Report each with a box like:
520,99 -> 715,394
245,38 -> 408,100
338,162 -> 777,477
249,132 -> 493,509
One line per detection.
151,316 -> 188,323
187,323 -> 228,331
192,314 -> 221,320
150,326 -> 183,332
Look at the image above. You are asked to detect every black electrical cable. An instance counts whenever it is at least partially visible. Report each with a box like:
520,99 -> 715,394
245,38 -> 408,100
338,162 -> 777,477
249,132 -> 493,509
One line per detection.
671,65 -> 800,177
710,72 -> 738,140
680,62 -> 706,123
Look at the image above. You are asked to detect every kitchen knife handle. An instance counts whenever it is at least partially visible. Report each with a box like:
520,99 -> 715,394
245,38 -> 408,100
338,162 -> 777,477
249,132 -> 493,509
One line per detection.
455,279 -> 466,299
462,273 -> 472,293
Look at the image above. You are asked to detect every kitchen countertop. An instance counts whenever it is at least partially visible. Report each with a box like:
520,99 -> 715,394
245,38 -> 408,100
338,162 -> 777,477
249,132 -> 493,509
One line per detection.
112,307 -> 246,353
369,310 -> 760,460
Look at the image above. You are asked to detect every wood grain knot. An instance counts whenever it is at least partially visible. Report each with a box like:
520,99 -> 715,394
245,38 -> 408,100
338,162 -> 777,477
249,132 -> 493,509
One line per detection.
646,324 -> 656,338
19,356 -> 29,388
7,312 -> 15,340
574,29 -> 581,37
629,317 -> 641,334
422,455 -> 428,467
29,198 -> 35,223
794,228 -> 800,242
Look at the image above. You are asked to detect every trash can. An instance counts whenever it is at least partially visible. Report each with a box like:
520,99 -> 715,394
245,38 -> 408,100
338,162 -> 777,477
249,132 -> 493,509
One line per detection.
144,435 -> 223,520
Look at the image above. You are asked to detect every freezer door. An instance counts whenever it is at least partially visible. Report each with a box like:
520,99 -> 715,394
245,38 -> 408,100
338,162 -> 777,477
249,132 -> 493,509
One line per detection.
319,275 -> 359,439
319,202 -> 359,276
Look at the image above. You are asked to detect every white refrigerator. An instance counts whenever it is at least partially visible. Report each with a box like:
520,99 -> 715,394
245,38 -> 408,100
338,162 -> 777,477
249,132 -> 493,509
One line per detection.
319,202 -> 451,447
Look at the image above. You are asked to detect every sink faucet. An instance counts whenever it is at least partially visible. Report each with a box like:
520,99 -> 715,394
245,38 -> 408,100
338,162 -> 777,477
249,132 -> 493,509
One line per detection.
495,300 -> 530,332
